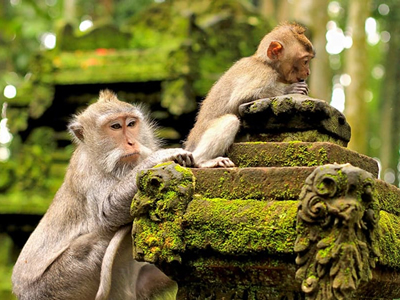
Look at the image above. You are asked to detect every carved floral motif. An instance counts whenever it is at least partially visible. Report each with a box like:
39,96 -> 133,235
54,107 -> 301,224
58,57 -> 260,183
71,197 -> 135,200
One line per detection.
295,164 -> 380,300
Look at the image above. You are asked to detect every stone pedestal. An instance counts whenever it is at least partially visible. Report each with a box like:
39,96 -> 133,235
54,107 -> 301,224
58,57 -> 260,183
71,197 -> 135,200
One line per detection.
131,95 -> 400,299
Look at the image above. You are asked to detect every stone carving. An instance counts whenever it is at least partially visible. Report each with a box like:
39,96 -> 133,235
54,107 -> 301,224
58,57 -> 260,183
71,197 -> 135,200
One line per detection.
238,95 -> 351,146
295,163 -> 380,300
131,162 -> 195,264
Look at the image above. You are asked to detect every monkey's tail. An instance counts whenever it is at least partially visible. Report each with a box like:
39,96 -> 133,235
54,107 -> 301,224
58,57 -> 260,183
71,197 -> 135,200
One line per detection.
95,225 -> 131,300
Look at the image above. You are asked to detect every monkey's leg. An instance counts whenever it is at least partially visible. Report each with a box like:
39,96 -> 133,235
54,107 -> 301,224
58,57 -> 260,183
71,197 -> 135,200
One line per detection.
135,264 -> 178,300
192,114 -> 240,168
23,233 -> 109,300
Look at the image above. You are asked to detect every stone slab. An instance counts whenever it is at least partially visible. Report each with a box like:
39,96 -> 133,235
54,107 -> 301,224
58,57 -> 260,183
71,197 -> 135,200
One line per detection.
228,141 -> 379,177
191,167 -> 400,216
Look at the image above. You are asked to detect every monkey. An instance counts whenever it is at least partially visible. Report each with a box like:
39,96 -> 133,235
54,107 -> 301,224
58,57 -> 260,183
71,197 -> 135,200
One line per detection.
12,90 -> 194,300
184,23 -> 315,168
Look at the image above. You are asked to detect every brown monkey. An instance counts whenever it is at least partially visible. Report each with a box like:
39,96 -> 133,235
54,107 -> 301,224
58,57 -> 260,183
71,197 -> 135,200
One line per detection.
12,90 -> 194,300
185,23 -> 315,168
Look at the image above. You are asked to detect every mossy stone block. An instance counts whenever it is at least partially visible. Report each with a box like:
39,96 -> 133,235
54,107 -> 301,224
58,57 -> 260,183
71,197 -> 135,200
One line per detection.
228,141 -> 379,176
239,95 -> 351,146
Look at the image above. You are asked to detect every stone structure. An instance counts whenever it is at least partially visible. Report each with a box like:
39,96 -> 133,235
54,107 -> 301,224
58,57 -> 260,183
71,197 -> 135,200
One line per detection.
131,95 -> 400,299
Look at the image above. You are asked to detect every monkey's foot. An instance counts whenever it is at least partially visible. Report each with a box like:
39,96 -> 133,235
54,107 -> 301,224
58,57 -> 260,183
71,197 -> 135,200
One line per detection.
196,157 -> 235,168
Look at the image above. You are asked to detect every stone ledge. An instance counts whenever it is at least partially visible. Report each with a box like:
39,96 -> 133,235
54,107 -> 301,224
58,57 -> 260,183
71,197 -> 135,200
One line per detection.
228,141 -> 379,176
237,129 -> 348,146
192,166 -> 314,201
191,167 -> 400,216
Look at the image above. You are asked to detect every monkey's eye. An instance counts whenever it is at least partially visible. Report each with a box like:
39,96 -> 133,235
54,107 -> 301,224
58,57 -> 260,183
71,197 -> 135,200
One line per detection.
127,120 -> 136,127
110,123 -> 122,130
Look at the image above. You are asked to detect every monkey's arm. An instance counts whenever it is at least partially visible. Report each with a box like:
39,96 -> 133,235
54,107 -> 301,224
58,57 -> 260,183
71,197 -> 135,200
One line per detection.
100,148 -> 194,228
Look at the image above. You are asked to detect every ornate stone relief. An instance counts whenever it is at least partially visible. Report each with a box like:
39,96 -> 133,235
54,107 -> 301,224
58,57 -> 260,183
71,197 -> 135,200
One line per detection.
295,163 -> 381,300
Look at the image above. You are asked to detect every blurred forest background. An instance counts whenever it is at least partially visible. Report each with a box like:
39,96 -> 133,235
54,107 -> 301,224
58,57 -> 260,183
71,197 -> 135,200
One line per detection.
0,0 -> 398,298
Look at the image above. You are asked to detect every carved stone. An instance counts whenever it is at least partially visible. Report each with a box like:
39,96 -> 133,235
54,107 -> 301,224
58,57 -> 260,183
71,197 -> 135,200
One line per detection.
130,94 -> 400,299
238,95 -> 351,146
131,162 -> 195,264
295,164 -> 380,300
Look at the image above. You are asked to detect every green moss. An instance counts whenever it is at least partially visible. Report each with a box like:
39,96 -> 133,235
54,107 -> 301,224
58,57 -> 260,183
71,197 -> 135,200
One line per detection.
301,100 -> 316,109
133,217 -> 185,263
228,142 -> 378,177
377,211 -> 400,268
184,199 -> 298,255
132,162 -> 195,263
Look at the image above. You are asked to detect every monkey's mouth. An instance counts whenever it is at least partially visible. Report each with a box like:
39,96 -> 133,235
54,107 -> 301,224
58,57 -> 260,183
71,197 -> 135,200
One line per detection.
122,152 -> 140,159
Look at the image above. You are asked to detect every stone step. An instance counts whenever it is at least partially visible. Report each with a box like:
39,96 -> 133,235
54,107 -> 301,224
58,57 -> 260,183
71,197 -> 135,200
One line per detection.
191,166 -> 400,216
227,141 -> 379,177
192,166 -> 313,201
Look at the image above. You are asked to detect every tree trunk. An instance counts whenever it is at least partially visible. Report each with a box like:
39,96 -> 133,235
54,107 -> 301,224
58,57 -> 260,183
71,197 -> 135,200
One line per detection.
64,0 -> 76,22
379,0 -> 400,186
344,0 -> 370,154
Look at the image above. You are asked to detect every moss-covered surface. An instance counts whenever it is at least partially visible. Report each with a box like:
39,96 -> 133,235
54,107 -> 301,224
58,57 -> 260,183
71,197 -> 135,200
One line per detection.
228,142 -> 379,176
50,48 -> 179,84
375,179 -> 400,217
240,130 -> 347,147
131,162 -> 400,298
377,211 -> 400,268
176,255 -> 300,299
239,95 -> 351,145
192,166 -> 400,217
191,167 -> 313,201
183,199 -> 297,255
131,162 -> 195,263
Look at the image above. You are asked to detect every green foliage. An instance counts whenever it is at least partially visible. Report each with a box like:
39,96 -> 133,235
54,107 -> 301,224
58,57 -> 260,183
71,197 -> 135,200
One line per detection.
0,234 -> 16,300
0,127 -> 67,214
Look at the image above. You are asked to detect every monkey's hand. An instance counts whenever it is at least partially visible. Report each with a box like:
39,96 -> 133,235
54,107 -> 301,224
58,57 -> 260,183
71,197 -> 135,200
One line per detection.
196,157 -> 235,168
285,81 -> 309,95
151,148 -> 195,168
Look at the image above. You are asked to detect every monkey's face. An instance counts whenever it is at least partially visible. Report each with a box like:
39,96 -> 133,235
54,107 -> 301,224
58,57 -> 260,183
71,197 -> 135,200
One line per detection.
102,114 -> 142,165
282,48 -> 313,84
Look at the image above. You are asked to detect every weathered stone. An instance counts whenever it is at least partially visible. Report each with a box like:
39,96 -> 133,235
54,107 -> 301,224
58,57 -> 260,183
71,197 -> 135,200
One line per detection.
295,164 -> 380,300
192,166 -> 314,201
131,162 -> 195,264
238,130 -> 348,146
228,141 -> 379,176
238,95 -> 351,146
131,163 -> 400,300
192,166 -> 400,221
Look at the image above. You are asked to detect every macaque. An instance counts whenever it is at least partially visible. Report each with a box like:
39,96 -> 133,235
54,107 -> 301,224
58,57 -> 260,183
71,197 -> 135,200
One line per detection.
12,90 -> 194,300
184,23 -> 315,168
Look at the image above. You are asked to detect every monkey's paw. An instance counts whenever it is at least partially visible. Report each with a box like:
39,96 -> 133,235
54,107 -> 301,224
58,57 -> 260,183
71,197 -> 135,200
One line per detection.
173,151 -> 195,168
197,157 -> 235,168
156,148 -> 195,167
287,81 -> 309,95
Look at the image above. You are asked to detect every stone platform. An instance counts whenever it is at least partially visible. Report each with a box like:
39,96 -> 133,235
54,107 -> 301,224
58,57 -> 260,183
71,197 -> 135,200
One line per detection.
130,95 -> 400,299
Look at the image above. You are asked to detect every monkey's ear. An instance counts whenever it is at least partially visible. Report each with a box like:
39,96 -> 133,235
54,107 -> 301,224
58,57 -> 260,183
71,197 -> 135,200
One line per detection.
68,121 -> 84,142
267,41 -> 284,60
